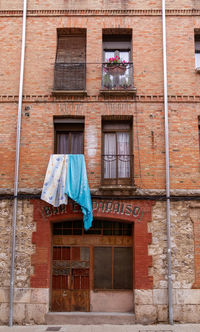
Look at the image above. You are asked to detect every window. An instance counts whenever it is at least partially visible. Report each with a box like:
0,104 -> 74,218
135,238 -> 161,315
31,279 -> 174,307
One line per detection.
195,34 -> 200,70
54,29 -> 86,91
103,33 -> 131,62
94,247 -> 132,290
53,220 -> 132,236
102,30 -> 134,91
54,118 -> 84,154
102,118 -> 133,185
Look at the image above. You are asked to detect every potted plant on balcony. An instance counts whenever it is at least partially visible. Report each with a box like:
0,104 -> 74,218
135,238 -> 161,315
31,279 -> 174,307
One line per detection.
104,56 -> 127,76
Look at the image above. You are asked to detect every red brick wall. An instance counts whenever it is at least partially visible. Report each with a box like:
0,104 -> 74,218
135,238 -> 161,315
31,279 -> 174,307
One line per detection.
0,102 -> 199,190
1,15 -> 200,96
0,0 -> 197,11
0,10 -> 200,191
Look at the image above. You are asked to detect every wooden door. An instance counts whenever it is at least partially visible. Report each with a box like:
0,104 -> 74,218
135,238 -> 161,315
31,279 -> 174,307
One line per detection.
51,246 -> 90,312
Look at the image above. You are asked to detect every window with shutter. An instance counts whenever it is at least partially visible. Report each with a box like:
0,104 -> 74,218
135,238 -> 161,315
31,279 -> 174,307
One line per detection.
54,29 -> 86,91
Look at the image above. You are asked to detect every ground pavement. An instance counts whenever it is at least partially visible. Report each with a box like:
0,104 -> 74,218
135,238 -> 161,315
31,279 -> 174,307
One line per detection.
0,325 -> 200,332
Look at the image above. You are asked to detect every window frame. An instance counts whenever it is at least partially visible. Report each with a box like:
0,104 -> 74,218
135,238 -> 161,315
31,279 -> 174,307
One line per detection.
195,34 -> 200,70
101,119 -> 133,186
93,246 -> 133,291
102,34 -> 132,61
54,121 -> 84,154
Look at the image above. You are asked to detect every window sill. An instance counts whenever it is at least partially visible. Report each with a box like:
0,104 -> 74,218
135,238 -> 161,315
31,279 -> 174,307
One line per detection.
100,185 -> 136,190
100,88 -> 137,96
99,185 -> 136,196
52,90 -> 87,96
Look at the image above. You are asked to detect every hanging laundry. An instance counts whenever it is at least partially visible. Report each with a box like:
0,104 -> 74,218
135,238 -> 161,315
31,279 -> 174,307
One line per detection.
41,154 -> 69,207
65,154 -> 93,231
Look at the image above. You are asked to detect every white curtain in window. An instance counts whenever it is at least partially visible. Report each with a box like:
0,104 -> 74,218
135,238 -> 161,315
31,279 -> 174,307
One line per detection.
104,133 -> 116,178
57,133 -> 69,154
195,41 -> 200,68
195,53 -> 200,68
57,133 -> 83,154
71,132 -> 83,154
117,132 -> 130,178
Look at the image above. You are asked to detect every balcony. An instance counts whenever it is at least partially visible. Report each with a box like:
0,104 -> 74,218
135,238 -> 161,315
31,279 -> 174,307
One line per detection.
53,62 -> 86,95
101,63 -> 136,95
52,62 -> 136,96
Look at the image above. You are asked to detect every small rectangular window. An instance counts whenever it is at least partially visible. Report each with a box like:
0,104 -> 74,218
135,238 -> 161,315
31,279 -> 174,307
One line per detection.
54,118 -> 84,154
195,34 -> 200,69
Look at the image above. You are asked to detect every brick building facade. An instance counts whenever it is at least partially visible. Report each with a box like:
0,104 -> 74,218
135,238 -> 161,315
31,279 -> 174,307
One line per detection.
0,0 -> 200,325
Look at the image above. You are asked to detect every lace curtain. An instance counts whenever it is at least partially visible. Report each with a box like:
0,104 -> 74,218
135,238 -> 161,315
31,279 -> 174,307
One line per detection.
57,132 -> 83,154
104,132 -> 130,179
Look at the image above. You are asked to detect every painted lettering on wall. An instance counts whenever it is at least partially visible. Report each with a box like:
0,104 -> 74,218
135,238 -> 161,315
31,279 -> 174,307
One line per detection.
42,199 -> 143,221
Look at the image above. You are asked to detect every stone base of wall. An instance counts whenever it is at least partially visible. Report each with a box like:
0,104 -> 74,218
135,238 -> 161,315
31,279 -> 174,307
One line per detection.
1,287 -> 200,325
135,289 -> 200,324
0,288 -> 49,325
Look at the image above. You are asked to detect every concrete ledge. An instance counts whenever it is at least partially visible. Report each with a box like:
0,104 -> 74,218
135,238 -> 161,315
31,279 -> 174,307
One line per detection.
45,312 -> 135,325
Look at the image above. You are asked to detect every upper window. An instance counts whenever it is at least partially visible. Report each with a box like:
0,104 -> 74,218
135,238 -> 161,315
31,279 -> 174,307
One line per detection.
102,30 -> 134,92
103,33 -> 131,64
195,34 -> 200,70
54,118 -> 84,154
54,29 -> 86,91
102,118 -> 133,185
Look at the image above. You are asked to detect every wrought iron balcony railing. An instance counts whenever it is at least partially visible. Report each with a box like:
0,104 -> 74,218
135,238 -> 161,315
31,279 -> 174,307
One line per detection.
102,154 -> 134,185
101,62 -> 134,91
53,62 -> 135,92
54,62 -> 86,91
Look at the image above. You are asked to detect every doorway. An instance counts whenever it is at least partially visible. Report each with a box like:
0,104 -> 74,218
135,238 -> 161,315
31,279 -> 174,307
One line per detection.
51,246 -> 90,312
51,219 -> 133,312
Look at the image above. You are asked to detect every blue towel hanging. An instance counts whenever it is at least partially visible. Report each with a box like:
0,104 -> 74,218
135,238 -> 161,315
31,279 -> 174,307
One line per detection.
65,154 -> 93,230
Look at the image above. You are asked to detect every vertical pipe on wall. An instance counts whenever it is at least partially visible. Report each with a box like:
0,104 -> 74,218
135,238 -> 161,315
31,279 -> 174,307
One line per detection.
162,0 -> 173,325
9,0 -> 27,327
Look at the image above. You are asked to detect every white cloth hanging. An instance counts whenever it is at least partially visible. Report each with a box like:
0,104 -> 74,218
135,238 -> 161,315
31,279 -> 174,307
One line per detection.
41,155 -> 69,207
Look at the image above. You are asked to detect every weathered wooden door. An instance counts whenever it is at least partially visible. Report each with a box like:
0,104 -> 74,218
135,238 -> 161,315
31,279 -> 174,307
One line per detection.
51,246 -> 90,312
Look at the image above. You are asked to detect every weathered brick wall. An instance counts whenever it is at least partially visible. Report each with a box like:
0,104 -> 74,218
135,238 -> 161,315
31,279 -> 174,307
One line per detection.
0,12 -> 200,192
0,0 -> 198,11
1,15 -> 200,96
1,101 -> 199,190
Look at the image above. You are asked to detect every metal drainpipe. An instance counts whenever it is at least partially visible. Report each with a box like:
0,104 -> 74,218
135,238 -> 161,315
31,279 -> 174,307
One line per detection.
162,0 -> 173,325
9,0 -> 27,327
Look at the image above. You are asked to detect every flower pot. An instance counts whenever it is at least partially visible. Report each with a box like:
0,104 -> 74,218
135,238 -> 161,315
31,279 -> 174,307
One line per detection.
105,65 -> 126,76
